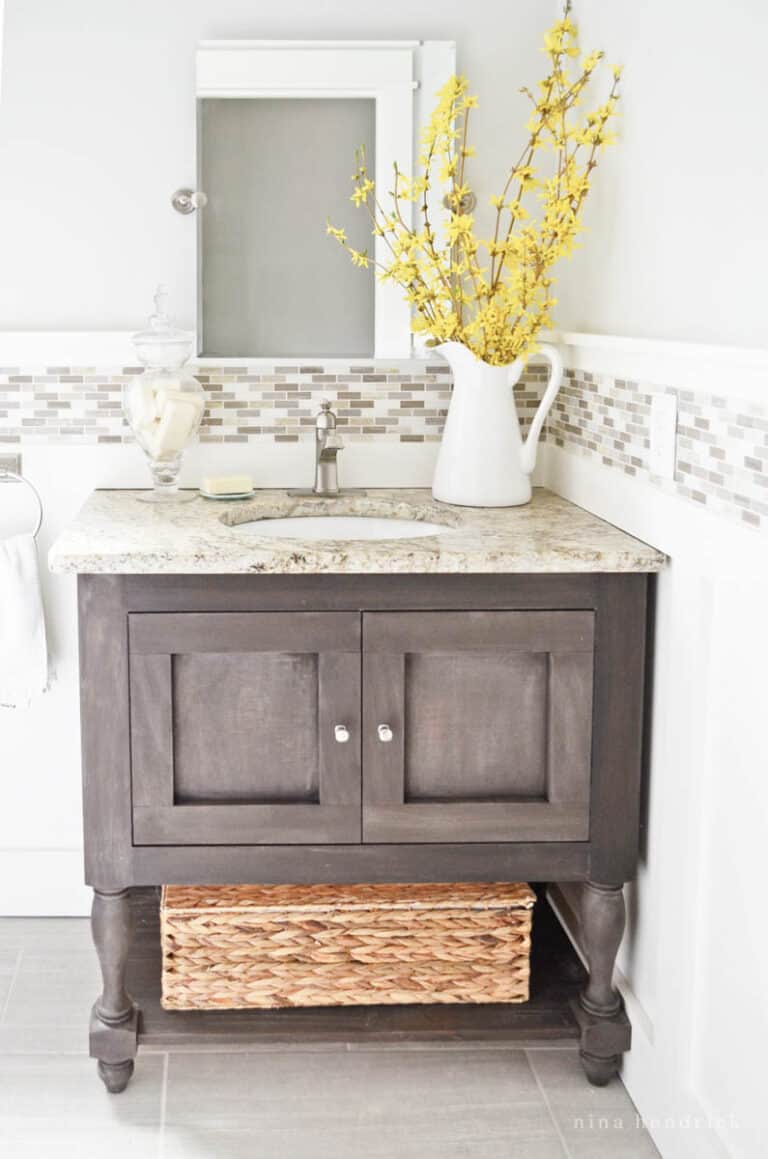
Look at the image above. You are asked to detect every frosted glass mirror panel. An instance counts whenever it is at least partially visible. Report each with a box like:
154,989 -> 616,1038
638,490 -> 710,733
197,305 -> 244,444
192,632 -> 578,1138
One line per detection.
199,98 -> 375,358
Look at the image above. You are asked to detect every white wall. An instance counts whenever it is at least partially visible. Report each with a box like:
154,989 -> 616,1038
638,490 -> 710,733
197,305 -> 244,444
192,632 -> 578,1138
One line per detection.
544,5 -> 768,1156
0,0 -> 550,331
553,0 -> 768,348
545,431 -> 768,1159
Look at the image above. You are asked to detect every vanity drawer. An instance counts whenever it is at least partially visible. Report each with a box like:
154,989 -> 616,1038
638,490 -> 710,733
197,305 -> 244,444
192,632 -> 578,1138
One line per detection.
362,611 -> 594,844
128,612 -> 362,845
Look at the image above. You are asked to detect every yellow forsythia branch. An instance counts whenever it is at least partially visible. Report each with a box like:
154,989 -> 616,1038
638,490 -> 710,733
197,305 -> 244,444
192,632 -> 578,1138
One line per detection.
327,2 -> 621,365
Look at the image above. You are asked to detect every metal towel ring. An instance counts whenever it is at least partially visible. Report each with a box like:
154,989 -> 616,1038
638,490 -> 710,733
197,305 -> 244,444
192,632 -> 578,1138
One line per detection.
0,469 -> 43,539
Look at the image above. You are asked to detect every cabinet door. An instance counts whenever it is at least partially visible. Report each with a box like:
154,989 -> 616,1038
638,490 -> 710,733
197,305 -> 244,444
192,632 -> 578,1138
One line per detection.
362,611 -> 594,843
129,612 -> 361,845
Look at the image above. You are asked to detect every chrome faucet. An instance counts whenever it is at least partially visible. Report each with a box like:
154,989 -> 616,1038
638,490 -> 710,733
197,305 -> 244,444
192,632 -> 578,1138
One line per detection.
313,400 -> 343,496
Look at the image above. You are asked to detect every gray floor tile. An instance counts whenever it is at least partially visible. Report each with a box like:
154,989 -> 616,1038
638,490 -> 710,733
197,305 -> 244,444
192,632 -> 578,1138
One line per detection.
0,1021 -> 90,1054
345,1038 -> 580,1052
566,1130 -> 662,1157
1,951 -> 99,1027
163,1049 -> 561,1159
0,918 -> 92,953
0,948 -> 19,975
553,1104 -> 653,1137
527,1048 -> 641,1111
162,1124 -> 567,1159
527,1050 -> 661,1156
166,1048 -> 545,1130
0,1142 -> 159,1159
0,1054 -> 163,1152
0,949 -> 20,1014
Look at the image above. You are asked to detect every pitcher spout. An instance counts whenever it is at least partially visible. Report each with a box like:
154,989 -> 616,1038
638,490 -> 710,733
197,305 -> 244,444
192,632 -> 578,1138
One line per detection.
432,341 -> 479,377
434,341 -> 523,386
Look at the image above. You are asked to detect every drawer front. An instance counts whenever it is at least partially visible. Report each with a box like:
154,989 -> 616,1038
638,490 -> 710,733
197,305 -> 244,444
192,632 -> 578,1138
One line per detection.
129,612 -> 361,845
362,611 -> 594,843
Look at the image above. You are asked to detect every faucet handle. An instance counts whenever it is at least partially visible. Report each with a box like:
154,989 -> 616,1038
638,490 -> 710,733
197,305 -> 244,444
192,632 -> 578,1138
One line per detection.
316,400 -> 337,430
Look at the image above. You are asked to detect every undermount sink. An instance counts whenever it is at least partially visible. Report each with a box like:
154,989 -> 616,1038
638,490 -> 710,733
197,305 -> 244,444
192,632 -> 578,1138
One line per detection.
230,514 -> 448,541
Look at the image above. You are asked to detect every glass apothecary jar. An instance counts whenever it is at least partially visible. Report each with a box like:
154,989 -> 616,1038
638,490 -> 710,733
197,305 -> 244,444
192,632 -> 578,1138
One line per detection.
124,286 -> 205,502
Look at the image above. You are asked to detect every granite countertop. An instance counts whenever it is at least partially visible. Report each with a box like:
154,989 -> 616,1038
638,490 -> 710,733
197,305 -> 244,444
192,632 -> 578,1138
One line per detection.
48,488 -> 664,575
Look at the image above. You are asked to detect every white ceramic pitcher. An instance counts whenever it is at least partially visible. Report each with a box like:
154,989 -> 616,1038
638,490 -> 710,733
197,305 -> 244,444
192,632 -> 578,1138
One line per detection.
431,341 -> 564,507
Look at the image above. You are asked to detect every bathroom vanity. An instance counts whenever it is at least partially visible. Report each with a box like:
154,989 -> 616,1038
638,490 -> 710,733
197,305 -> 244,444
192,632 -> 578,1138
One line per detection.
49,489 -> 664,1092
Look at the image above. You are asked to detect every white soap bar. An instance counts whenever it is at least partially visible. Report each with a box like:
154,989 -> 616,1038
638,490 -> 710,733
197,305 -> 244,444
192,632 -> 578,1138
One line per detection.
201,474 -> 254,495
145,394 -> 204,459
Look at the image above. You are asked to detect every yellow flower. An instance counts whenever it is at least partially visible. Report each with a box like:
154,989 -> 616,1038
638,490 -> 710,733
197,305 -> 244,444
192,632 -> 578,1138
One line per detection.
327,8 -> 621,366
350,178 -> 374,207
445,214 -> 474,243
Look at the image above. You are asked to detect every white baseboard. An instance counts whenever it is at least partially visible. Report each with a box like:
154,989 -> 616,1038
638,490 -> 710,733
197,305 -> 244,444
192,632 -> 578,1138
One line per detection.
0,850 -> 90,916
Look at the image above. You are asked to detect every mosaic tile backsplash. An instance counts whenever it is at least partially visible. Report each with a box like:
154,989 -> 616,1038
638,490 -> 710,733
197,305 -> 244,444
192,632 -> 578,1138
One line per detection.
550,370 -> 768,532
0,360 -> 549,446
0,359 -> 765,532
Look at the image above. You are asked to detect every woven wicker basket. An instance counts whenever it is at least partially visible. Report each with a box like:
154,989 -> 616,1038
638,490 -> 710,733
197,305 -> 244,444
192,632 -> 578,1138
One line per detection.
160,882 -> 535,1011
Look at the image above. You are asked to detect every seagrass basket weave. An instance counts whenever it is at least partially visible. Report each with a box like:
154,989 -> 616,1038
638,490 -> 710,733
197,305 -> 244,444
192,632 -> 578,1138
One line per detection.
160,882 -> 536,1011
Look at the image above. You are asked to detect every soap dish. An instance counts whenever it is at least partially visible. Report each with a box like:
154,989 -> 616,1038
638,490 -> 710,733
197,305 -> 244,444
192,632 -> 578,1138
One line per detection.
199,489 -> 256,501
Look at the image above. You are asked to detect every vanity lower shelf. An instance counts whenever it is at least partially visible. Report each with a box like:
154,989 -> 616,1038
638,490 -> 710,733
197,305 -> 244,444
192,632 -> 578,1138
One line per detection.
128,888 -> 585,1048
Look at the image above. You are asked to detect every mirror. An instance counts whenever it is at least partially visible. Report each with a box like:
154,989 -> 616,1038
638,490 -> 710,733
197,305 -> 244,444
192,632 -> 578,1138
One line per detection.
199,98 -> 375,358
194,41 -> 455,359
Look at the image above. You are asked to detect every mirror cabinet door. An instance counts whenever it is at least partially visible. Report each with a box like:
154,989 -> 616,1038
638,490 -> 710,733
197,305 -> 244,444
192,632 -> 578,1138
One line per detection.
199,97 -> 376,358
193,41 -> 455,359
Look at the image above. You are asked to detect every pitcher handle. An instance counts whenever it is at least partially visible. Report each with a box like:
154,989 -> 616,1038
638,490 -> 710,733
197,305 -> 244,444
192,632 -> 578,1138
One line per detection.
519,343 -> 563,475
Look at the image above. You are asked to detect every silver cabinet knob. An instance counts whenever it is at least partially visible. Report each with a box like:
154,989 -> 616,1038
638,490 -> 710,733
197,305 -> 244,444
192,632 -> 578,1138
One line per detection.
334,724 -> 350,744
377,724 -> 394,743
171,188 -> 208,215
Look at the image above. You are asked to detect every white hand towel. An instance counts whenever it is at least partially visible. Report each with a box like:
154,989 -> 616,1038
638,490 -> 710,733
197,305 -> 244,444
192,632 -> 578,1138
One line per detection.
0,532 -> 48,708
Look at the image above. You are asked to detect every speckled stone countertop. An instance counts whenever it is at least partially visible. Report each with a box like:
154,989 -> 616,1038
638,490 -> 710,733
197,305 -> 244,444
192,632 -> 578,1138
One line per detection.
48,488 -> 665,575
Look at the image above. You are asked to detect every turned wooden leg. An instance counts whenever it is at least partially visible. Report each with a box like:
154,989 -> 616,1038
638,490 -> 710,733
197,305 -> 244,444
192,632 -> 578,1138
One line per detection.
90,888 -> 138,1093
570,881 -> 631,1087
580,881 -> 624,1018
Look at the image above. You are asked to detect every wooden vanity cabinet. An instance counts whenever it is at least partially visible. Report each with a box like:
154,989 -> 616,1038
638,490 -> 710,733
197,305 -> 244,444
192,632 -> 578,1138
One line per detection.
79,571 -> 650,1093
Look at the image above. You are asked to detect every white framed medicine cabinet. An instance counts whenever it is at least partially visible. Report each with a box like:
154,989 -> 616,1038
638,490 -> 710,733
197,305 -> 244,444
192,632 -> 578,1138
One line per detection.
193,40 -> 455,360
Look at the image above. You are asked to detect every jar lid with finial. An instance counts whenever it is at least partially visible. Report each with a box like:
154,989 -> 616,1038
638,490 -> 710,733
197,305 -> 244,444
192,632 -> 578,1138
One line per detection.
132,284 -> 193,370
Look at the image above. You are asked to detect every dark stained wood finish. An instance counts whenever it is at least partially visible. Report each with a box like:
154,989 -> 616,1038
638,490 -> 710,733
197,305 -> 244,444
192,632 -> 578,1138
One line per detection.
363,610 -> 594,653
129,611 -> 362,845
127,841 -> 591,885
362,611 -> 594,843
589,575 -> 648,883
90,888 -> 138,1093
79,576 -> 133,890
576,881 -> 629,1086
404,651 -> 548,799
171,651 -> 321,802
77,569 -> 652,1090
120,572 -> 600,613
129,610 -> 360,654
580,881 -> 625,1018
133,803 -> 360,846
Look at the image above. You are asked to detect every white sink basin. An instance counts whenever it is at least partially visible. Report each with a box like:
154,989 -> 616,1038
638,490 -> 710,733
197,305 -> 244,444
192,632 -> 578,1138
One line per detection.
232,515 -> 447,541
